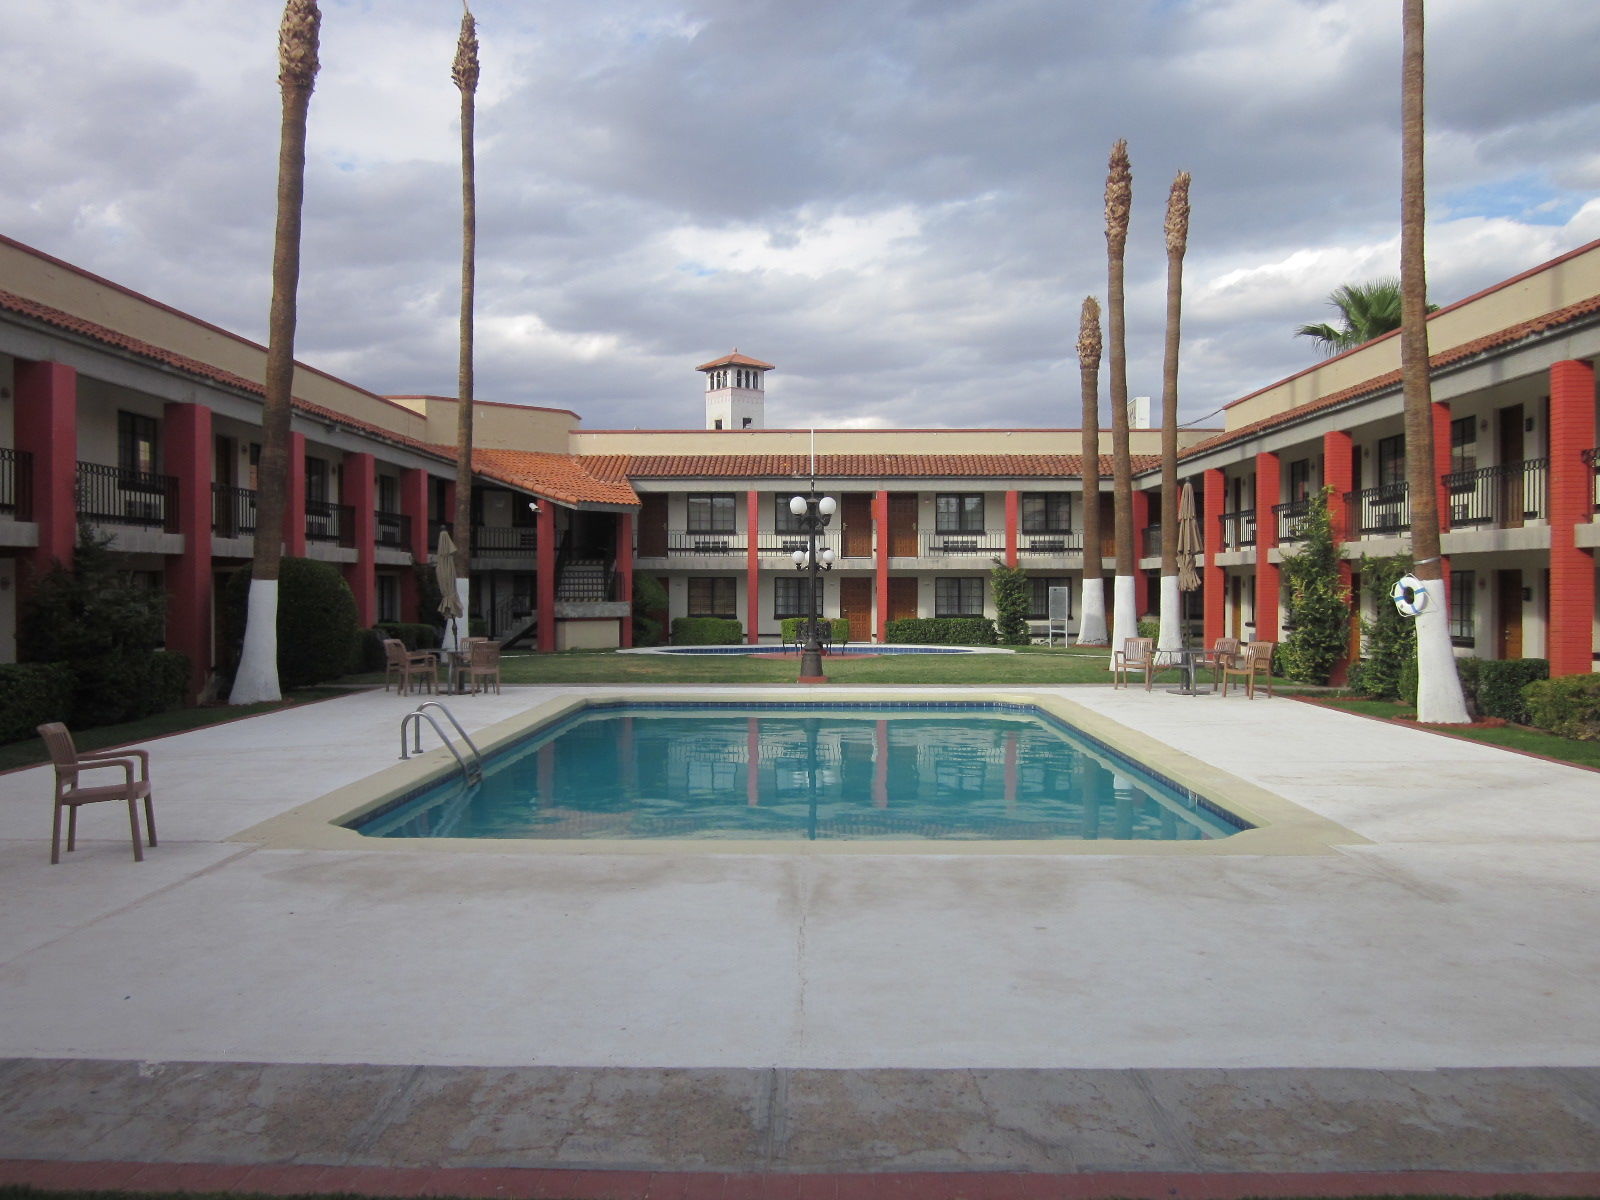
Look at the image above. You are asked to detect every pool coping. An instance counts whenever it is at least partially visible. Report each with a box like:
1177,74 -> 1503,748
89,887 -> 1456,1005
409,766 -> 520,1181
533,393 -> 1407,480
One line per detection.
232,689 -> 1368,857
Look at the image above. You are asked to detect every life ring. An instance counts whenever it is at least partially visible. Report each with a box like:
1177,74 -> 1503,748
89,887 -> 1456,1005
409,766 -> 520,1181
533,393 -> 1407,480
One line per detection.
1391,573 -> 1428,617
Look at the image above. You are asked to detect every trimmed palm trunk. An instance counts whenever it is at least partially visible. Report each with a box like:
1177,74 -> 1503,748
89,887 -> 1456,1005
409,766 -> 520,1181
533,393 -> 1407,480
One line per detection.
1399,0 -> 1468,723
1104,139 -> 1137,664
448,7 -> 479,651
1076,296 -> 1108,645
231,0 -> 320,705
1157,171 -> 1191,654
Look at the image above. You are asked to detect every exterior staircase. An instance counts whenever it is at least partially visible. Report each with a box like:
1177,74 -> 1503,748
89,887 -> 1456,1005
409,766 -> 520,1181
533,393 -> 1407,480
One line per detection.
557,559 -> 613,602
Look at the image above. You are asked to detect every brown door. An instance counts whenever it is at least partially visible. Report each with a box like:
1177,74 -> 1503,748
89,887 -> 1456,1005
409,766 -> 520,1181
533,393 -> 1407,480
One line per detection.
839,576 -> 871,642
1497,405 -> 1524,528
841,493 -> 873,559
887,494 -> 918,557
1229,574 -> 1242,640
638,493 -> 668,556
889,576 -> 918,622
1098,494 -> 1115,558
1495,569 -> 1523,659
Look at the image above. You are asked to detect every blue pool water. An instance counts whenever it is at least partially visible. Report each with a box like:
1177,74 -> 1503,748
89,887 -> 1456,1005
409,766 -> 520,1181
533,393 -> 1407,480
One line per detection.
353,703 -> 1250,842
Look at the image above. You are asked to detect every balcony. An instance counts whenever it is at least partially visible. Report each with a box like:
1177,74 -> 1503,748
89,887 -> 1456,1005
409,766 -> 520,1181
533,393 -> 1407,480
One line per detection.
1217,509 -> 1255,549
922,531 -> 1005,556
1443,459 -> 1546,527
1018,530 -> 1081,555
76,462 -> 177,531
375,510 -> 412,549
757,533 -> 818,558
1346,483 -> 1410,535
1584,447 -> 1599,513
1140,524 -> 1161,557
305,498 -> 354,547
667,530 -> 745,555
0,446 -> 32,520
1274,499 -> 1311,544
212,484 -> 257,537
473,525 -> 537,554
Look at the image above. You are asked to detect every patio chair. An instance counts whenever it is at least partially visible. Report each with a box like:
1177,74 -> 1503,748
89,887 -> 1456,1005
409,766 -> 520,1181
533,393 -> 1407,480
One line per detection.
382,638 -> 439,694
1220,640 -> 1276,699
1112,637 -> 1159,691
38,723 -> 156,864
1197,637 -> 1242,688
466,639 -> 502,695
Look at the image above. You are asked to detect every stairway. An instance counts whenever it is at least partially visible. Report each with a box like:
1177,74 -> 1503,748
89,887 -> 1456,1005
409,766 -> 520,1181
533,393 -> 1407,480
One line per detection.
557,559 -> 612,602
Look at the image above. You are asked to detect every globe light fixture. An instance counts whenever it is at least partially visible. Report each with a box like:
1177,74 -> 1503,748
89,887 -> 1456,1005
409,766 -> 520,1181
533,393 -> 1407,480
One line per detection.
788,487 -> 836,682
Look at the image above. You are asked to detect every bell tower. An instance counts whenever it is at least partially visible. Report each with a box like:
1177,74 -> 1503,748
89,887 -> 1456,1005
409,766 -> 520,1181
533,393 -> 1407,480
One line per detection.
698,350 -> 773,430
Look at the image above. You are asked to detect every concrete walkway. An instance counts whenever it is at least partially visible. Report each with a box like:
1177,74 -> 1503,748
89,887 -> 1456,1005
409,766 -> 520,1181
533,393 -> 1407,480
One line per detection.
2,684 -> 1598,1186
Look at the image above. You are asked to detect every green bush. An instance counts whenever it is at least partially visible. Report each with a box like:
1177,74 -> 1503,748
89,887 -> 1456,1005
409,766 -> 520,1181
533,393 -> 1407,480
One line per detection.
990,562 -> 1030,645
1524,674 -> 1600,741
1475,659 -> 1549,724
670,617 -> 744,645
69,649 -> 190,728
351,627 -> 389,674
780,617 -> 850,644
221,558 -> 360,689
885,617 -> 998,645
20,524 -> 164,663
0,662 -> 75,744
632,574 -> 670,646
413,562 -> 444,628
1137,618 -> 1160,640
376,621 -> 438,651
1347,554 -> 1415,700
1278,488 -> 1351,685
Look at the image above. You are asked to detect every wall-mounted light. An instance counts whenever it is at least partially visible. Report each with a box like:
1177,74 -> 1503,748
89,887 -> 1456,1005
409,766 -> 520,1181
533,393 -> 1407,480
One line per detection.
1524,417 -> 1535,432
527,501 -> 541,514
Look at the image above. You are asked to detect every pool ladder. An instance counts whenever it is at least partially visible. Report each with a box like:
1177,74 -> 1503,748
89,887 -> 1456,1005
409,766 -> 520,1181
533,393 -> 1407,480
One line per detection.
399,702 -> 483,785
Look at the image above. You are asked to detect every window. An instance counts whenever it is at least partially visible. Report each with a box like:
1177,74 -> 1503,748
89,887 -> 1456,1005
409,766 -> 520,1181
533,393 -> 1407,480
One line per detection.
376,475 -> 398,514
1450,570 -> 1475,646
1376,435 -> 1405,487
686,493 -> 735,533
248,443 -> 262,490
1021,493 -> 1072,533
774,577 -> 810,618
1287,458 -> 1313,502
1450,416 -> 1476,475
935,577 -> 984,617
936,493 -> 984,533
774,496 -> 806,534
117,412 -> 159,477
376,574 -> 399,623
305,456 -> 329,503
1028,577 -> 1071,620
688,576 -> 737,619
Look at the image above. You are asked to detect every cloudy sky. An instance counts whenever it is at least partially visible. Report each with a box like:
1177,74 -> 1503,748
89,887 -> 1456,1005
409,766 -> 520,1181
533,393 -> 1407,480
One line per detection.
5,0 -> 1600,432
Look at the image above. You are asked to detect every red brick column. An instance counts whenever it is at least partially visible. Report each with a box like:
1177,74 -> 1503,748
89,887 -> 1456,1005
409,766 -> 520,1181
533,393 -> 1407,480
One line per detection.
874,489 -> 890,643
1202,468 -> 1224,645
284,431 -> 307,557
1131,490 -> 1150,614
13,359 -> 77,575
340,451 -> 376,626
162,402 -> 213,697
1004,490 -> 1019,567
536,498 -> 556,652
398,468 -> 429,622
746,489 -> 761,643
617,512 -> 634,649
1322,430 -> 1356,684
1254,451 -> 1280,641
1548,359 -> 1597,676
1432,401 -> 1453,534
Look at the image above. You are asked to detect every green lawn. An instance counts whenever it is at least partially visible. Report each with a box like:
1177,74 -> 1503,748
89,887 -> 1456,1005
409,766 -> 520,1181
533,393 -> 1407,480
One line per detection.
1312,697 -> 1600,771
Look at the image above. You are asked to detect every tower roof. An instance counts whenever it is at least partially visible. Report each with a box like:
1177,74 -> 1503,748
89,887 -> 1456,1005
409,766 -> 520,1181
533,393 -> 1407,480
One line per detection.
696,350 -> 775,372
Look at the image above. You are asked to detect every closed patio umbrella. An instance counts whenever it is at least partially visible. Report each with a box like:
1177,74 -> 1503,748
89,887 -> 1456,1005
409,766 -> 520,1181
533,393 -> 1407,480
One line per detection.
435,528 -> 466,650
1176,480 -> 1202,594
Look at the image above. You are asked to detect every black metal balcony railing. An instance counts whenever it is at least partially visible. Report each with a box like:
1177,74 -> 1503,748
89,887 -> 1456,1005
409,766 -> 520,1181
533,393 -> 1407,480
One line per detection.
305,498 -> 354,547
0,446 -> 32,520
1018,530 -> 1082,554
758,534 -> 818,558
1584,447 -> 1599,513
668,529 -> 745,555
1274,499 -> 1311,544
1141,524 -> 1162,557
1217,509 -> 1255,549
375,510 -> 412,549
1346,482 -> 1410,535
76,462 -> 177,531
1443,458 -> 1547,526
473,524 -> 538,554
212,484 -> 258,537
922,531 -> 1005,556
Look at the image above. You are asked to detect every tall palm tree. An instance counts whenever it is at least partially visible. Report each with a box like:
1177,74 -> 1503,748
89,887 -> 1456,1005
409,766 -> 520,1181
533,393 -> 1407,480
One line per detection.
1399,0 -> 1468,722
1075,296 -> 1108,645
231,0 -> 321,705
448,5 -> 479,649
1104,139 -> 1137,662
1157,170 -> 1191,654
1296,278 -> 1433,356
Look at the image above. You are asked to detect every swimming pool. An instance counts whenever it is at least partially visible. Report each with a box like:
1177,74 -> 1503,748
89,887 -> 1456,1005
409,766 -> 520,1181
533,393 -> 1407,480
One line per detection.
350,701 -> 1251,842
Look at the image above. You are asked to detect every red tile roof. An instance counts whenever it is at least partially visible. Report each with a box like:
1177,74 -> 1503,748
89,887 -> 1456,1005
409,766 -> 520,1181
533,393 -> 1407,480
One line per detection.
580,453 -> 1153,479
468,449 -> 639,507
696,351 -> 775,371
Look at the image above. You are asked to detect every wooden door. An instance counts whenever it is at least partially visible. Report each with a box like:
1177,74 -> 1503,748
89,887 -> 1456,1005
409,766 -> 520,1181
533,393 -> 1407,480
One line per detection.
839,577 -> 871,642
841,493 -> 873,558
638,493 -> 668,557
1497,405 -> 1524,528
1097,494 -> 1115,559
889,576 -> 918,622
1496,569 -> 1523,659
887,494 -> 918,557
1229,574 -> 1242,640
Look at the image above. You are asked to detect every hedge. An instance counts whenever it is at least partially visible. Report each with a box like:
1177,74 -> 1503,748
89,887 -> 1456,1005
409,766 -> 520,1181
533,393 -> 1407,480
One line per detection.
1458,657 -> 1548,723
885,617 -> 998,645
780,617 -> 850,644
220,558 -> 360,689
376,621 -> 438,651
351,627 -> 389,674
0,662 -> 75,744
670,617 -> 744,645
1523,674 -> 1600,741
68,649 -> 190,728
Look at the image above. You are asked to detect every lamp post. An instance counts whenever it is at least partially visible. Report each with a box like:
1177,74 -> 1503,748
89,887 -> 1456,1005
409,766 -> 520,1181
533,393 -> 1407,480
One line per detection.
789,489 -> 836,682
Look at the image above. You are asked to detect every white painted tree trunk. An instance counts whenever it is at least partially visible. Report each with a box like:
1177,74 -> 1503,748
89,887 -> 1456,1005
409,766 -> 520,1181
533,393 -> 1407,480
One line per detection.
1414,578 -> 1470,723
1107,574 -> 1138,669
445,577 -> 471,651
1077,577 -> 1108,645
229,578 -> 281,704
1157,575 -> 1182,652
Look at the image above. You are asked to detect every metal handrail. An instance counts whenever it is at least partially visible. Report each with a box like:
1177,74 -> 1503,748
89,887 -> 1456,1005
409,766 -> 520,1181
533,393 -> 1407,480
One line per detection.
399,702 -> 483,785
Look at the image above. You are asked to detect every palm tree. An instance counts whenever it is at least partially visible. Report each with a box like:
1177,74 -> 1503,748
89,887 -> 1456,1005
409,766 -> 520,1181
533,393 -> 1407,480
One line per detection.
1296,278 -> 1434,356
1157,171 -> 1191,654
231,0 -> 320,705
1104,139 -> 1137,662
448,5 -> 479,650
1399,0 -> 1468,722
1075,295 -> 1108,645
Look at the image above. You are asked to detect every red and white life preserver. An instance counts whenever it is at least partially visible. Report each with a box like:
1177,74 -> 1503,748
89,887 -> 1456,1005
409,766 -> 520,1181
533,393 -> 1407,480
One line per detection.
1390,573 -> 1428,617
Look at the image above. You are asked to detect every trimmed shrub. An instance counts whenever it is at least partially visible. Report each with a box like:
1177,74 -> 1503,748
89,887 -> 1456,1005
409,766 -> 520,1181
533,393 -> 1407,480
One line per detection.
1277,487 -> 1351,685
1348,554 -> 1415,700
1524,674 -> 1600,741
671,617 -> 743,645
69,649 -> 191,728
990,562 -> 1030,646
1475,658 -> 1549,724
352,627 -> 389,674
221,557 -> 360,689
780,617 -> 850,644
885,617 -> 998,645
376,621 -> 438,651
0,662 -> 75,744
632,574 -> 670,646
1136,617 -> 1160,640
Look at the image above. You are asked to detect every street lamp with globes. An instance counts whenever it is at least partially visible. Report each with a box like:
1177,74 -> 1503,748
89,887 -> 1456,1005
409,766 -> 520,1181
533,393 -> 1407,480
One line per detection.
789,490 -> 837,681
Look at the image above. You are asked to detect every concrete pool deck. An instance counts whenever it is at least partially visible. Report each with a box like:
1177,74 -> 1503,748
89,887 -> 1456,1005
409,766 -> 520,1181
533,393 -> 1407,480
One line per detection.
2,683 -> 1599,1193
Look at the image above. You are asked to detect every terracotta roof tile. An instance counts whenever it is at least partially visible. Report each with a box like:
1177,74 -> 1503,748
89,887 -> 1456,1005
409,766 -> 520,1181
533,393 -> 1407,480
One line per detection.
578,453 -> 1153,479
695,351 -> 776,371
470,449 -> 640,507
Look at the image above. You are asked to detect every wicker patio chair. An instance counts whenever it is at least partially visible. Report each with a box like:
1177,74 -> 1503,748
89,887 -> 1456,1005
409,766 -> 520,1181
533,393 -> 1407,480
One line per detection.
1112,637 -> 1159,691
382,638 -> 438,694
1219,640 -> 1276,699
38,722 -> 156,864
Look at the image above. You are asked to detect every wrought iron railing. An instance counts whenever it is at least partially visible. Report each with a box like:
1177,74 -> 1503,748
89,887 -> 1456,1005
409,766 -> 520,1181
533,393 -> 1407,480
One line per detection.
0,446 -> 32,520
1443,458 -> 1547,526
1018,530 -> 1082,554
1217,509 -> 1255,549
473,524 -> 538,554
1584,447 -> 1599,513
922,531 -> 1005,556
212,484 -> 257,537
76,462 -> 177,531
1274,499 -> 1311,544
305,498 -> 354,546
1141,524 -> 1162,557
667,529 -> 745,555
1345,482 -> 1410,535
375,510 -> 412,549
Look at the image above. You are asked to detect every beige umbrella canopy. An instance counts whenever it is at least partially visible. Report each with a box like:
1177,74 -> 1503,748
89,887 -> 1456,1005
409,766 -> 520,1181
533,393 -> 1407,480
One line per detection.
1176,480 -> 1203,593
435,528 -> 466,647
